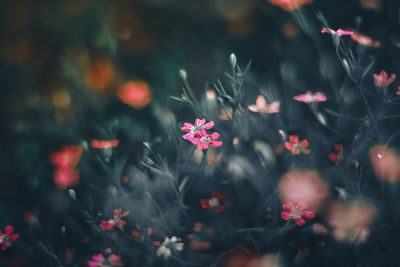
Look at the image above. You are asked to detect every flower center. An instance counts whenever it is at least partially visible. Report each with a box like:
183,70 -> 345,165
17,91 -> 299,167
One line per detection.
210,198 -> 219,207
293,144 -> 301,151
291,210 -> 302,218
191,125 -> 204,133
200,137 -> 211,143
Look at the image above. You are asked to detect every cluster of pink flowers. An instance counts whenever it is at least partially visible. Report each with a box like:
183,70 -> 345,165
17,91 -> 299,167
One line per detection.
281,201 -> 315,226
181,119 -> 223,149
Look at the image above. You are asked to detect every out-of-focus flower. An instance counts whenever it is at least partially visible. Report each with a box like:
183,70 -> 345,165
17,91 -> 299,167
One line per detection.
360,0 -> 382,10
313,223 -> 329,235
87,252 -> 123,267
84,57 -> 114,92
187,222 -> 213,251
200,192 -> 229,212
327,200 -> 376,243
50,146 -> 83,169
279,169 -> 330,212
131,225 -> 152,240
154,236 -> 183,259
321,28 -> 353,36
281,20 -> 300,38
268,0 -> 313,11
284,135 -> 310,155
206,90 -> 217,100
117,81 -> 152,109
191,132 -> 223,150
54,168 -> 80,190
0,226 -> 19,250
281,201 -> 315,226
397,86 -> 400,95
100,209 -> 130,231
373,70 -> 396,88
328,144 -> 344,165
24,212 -> 36,224
369,145 -> 400,183
91,140 -> 119,149
293,91 -> 327,103
181,119 -> 214,141
350,31 -> 380,47
248,95 -> 280,113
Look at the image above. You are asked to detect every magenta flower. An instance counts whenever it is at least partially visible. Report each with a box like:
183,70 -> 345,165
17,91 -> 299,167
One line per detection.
181,119 -> 214,141
321,27 -> 353,36
293,92 -> 326,103
87,253 -> 123,267
0,226 -> 19,250
191,131 -> 223,150
373,70 -> 396,88
281,201 -> 315,226
248,95 -> 280,113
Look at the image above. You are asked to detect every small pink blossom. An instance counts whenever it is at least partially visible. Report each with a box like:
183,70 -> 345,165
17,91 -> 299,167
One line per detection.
321,28 -> 353,36
87,252 -> 123,267
0,226 -> 19,250
248,95 -> 280,113
350,31 -> 380,47
181,119 -> 214,141
373,70 -> 396,88
293,92 -> 327,103
281,201 -> 315,226
191,131 -> 223,150
100,209 -> 130,231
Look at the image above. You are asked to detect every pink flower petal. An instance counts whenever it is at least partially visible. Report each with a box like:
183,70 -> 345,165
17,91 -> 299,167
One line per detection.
9,234 -> 19,241
204,121 -> 214,129
209,132 -> 220,140
198,143 -> 209,150
294,217 -> 306,226
289,135 -> 299,144
302,210 -> 315,219
5,226 -> 13,235
296,201 -> 308,210
183,132 -> 195,140
282,201 -> 295,211
210,140 -> 223,147
281,211 -> 292,220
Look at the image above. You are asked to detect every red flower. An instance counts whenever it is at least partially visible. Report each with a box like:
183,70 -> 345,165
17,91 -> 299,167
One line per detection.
293,92 -> 326,103
373,70 -> 396,88
0,226 -> 19,250
91,140 -> 119,149
181,118 -> 214,141
191,131 -> 223,150
99,209 -> 130,231
350,31 -> 380,47
281,201 -> 315,226
50,146 -> 83,169
200,192 -> 229,212
268,0 -> 313,11
321,28 -> 353,36
328,144 -> 344,165
284,135 -> 310,155
54,168 -> 80,190
117,81 -> 152,109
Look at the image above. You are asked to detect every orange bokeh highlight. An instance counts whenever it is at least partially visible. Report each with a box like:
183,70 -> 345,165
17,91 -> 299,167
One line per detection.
117,81 -> 152,109
84,57 -> 114,92
369,145 -> 400,183
279,169 -> 330,212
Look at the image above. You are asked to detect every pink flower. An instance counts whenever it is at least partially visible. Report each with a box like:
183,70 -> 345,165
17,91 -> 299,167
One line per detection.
397,86 -> 400,95
0,226 -> 19,250
181,119 -> 214,141
373,70 -> 396,88
87,253 -> 123,267
268,0 -> 313,11
200,192 -> 229,212
350,31 -> 380,47
281,201 -> 315,226
328,144 -> 344,165
321,28 -> 353,36
54,168 -> 80,190
50,146 -> 83,169
248,95 -> 280,113
191,131 -> 223,150
369,145 -> 400,183
91,140 -> 119,149
99,209 -> 130,231
293,92 -> 327,103
284,135 -> 310,155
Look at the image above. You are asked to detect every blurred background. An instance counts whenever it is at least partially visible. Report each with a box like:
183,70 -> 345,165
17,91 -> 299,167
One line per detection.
0,0 -> 399,266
